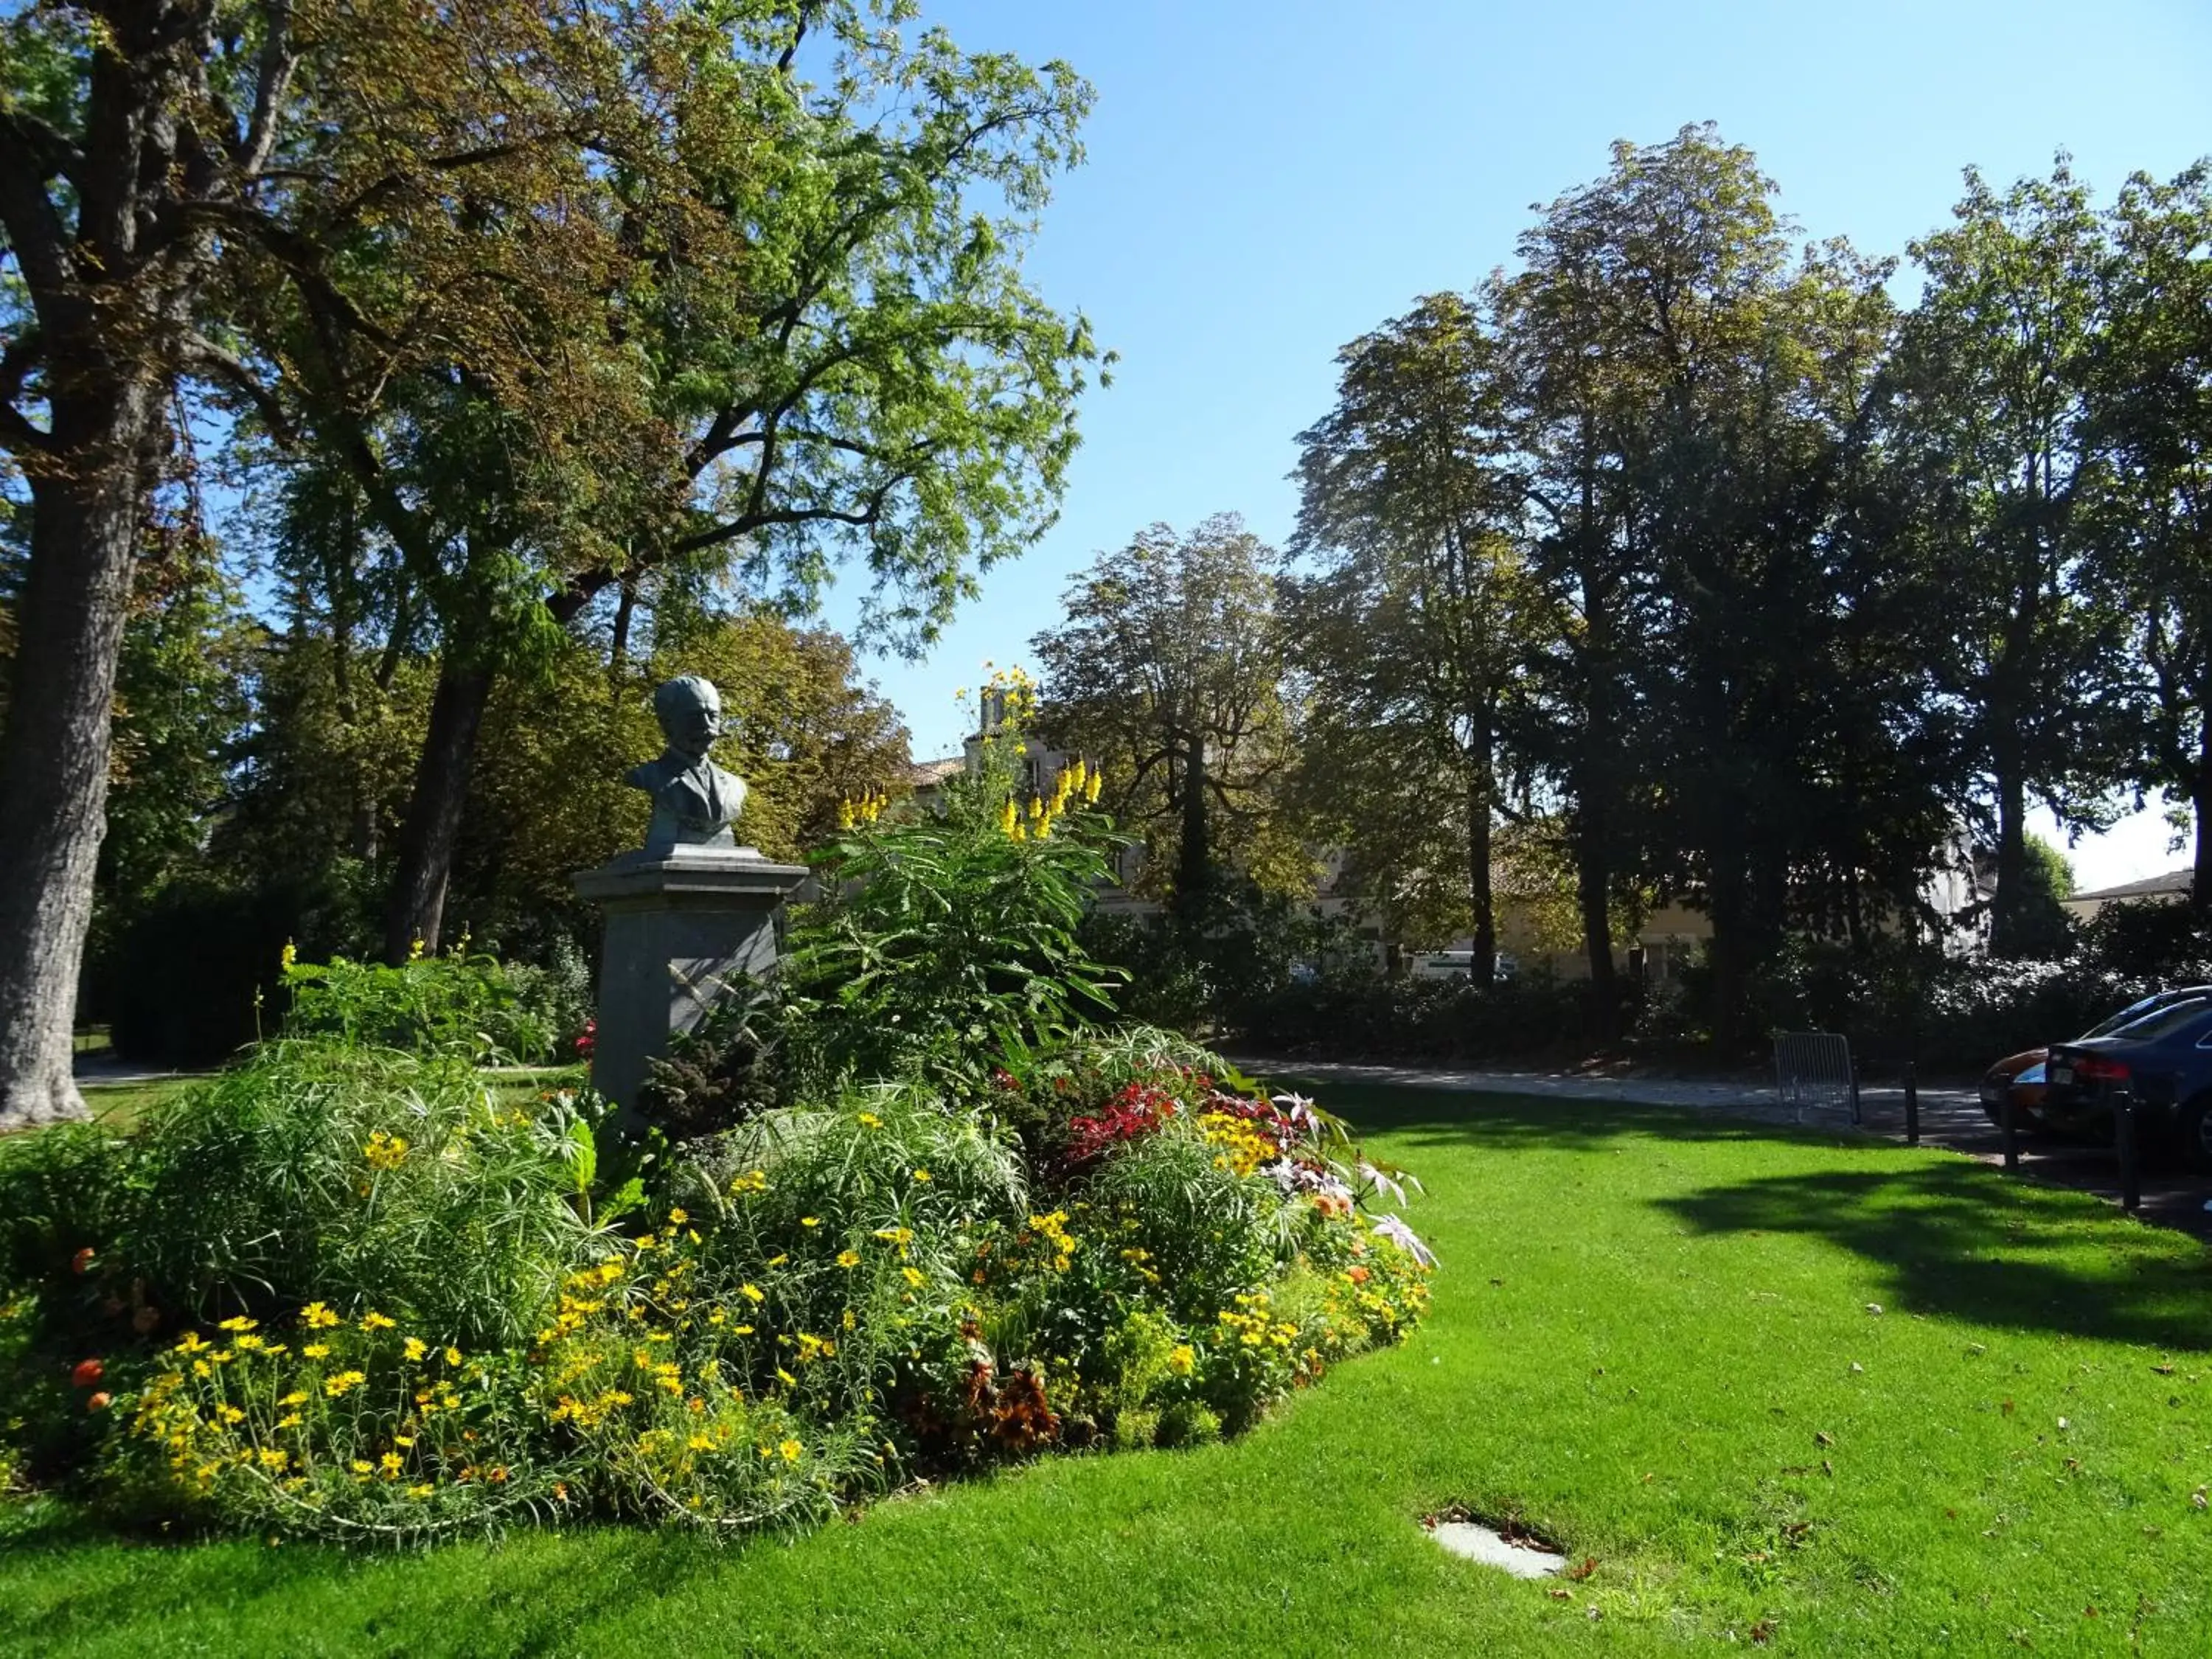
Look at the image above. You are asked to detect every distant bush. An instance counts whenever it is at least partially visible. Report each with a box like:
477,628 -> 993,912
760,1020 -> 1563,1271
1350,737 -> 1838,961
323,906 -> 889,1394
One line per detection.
282,943 -> 589,1066
1226,967 -> 1610,1063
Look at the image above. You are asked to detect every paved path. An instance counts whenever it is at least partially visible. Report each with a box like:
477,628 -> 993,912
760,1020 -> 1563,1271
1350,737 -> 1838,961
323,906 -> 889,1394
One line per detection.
1233,1055 -> 2212,1245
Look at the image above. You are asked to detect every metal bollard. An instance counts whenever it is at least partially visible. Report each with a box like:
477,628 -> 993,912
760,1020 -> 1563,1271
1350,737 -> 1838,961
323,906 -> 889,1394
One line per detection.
1904,1060 -> 1921,1147
2001,1083 -> 2020,1171
2113,1081 -> 2140,1214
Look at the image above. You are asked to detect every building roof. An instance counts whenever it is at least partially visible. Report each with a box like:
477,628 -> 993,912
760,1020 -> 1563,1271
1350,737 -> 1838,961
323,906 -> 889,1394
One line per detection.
2068,866 -> 2192,904
907,755 -> 966,787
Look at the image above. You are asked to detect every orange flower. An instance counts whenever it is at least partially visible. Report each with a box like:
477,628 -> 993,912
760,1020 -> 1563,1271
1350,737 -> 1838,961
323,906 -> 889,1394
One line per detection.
1346,1265 -> 1371,1284
72,1357 -> 104,1388
71,1247 -> 95,1275
86,1391 -> 112,1412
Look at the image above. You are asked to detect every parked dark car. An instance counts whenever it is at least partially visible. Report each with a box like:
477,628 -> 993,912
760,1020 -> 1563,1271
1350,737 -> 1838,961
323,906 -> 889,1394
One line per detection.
2042,996 -> 2212,1172
1978,985 -> 2212,1134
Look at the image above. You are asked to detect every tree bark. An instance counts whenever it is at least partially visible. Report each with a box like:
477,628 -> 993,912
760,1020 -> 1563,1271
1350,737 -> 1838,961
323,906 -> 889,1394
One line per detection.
381,657 -> 495,964
1988,760 -> 2030,956
1467,763 -> 1497,987
2189,707 -> 2212,916
0,403 -> 159,1129
1173,730 -> 1210,921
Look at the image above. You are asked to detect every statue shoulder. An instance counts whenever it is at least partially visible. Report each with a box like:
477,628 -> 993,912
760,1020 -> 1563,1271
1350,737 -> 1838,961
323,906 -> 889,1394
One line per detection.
625,755 -> 675,793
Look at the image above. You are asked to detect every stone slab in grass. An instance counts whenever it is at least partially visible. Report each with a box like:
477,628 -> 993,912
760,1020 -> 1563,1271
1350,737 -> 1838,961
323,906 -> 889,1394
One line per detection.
1422,1516 -> 1565,1579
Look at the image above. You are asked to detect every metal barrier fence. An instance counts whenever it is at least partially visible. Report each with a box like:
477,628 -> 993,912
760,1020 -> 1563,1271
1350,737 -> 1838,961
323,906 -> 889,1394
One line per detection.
1774,1031 -> 1860,1125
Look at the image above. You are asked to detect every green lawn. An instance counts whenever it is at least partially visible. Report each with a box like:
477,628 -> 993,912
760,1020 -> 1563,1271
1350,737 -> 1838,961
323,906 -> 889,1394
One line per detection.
5,1083 -> 2208,1656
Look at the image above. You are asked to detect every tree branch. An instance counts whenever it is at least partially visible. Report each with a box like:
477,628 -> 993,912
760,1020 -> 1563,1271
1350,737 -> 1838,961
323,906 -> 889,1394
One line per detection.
0,327 -> 52,454
183,334 -> 295,444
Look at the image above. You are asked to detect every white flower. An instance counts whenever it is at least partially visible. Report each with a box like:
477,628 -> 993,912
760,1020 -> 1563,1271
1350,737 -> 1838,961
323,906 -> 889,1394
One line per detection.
1360,1161 -> 1408,1208
1371,1213 -> 1436,1269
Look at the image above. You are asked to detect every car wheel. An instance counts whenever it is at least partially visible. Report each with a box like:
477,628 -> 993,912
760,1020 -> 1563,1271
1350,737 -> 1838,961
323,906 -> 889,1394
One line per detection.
2180,1095 -> 2212,1178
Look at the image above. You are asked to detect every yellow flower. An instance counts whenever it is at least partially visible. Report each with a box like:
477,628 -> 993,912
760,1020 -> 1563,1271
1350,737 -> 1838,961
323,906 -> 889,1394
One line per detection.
911,1169 -> 932,1183
302,1343 -> 330,1360
174,1331 -> 209,1354
218,1315 -> 258,1333
279,1391 -> 310,1407
360,1311 -> 396,1332
363,1133 -> 408,1172
776,1368 -> 797,1386
408,937 -> 426,962
836,1250 -> 861,1269
445,1346 -> 463,1367
668,1207 -> 689,1225
1168,1344 -> 1195,1376
740,1284 -> 765,1304
856,1112 -> 882,1130
779,1439 -> 803,1463
324,1370 -> 366,1398
403,1337 -> 428,1363
901,1266 -> 925,1289
800,1216 -> 821,1228
301,1302 -> 341,1329
279,940 -> 298,971
380,1452 -> 403,1476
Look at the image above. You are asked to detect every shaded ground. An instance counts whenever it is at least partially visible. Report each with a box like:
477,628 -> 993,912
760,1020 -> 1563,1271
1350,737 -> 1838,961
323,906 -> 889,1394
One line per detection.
1236,1055 -> 2212,1245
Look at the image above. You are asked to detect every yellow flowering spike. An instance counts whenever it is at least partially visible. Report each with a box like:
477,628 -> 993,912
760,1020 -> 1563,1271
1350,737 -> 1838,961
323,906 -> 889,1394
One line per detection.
838,800 -> 856,830
998,798 -> 1018,837
1009,820 -> 1027,842
279,940 -> 297,972
1028,795 -> 1045,820
1085,770 -> 1102,803
408,937 -> 425,962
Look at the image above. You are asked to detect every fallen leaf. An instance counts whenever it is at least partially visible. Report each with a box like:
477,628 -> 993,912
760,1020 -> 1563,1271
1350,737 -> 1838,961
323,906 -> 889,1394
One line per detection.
1865,1303 -> 1883,1315
1547,1587 -> 1573,1601
1750,1621 -> 1776,1645
1566,1557 -> 1599,1582
1944,1507 -> 1958,1519
2191,1487 -> 2207,1511
1849,1363 -> 1864,1374
1822,1459 -> 1833,1477
2057,1416 -> 2070,1430
2001,1399 -> 2015,1416
2152,1364 -> 2175,1376
1814,1431 -> 1834,1447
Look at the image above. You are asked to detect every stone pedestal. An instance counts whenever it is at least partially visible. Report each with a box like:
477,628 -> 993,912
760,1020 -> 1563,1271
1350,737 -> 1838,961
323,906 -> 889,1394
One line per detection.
573,846 -> 810,1118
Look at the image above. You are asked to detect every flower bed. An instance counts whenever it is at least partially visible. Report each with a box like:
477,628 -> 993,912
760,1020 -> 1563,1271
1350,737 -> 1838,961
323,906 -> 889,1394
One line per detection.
0,678 -> 1430,1540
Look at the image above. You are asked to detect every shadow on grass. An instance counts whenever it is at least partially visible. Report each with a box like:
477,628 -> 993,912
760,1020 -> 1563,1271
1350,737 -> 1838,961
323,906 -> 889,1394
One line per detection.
1279,1076 -> 2212,1352
0,1498 -> 738,1651
1659,1161 -> 2212,1353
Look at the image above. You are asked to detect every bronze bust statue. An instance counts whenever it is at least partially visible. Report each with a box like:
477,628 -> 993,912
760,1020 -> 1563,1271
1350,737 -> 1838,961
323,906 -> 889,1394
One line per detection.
627,675 -> 748,852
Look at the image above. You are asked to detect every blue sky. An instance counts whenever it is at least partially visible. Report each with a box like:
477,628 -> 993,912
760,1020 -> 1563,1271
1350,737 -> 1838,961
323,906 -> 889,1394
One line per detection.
838,0 -> 2212,886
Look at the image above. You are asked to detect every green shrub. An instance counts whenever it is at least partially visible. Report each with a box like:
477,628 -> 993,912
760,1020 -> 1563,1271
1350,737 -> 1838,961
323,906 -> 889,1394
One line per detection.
782,704 -> 1124,1096
282,943 -> 587,1065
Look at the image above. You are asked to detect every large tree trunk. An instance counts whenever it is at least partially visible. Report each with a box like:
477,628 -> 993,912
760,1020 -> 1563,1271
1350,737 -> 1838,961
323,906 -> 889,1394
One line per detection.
1987,760 -> 2031,956
1573,790 -> 1621,1039
1467,761 -> 1496,987
1173,731 -> 1210,922
382,658 -> 496,964
0,400 -> 159,1129
2192,716 -> 2212,917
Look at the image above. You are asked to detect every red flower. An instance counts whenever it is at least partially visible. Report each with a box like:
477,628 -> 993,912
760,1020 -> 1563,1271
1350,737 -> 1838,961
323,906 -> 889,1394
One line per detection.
71,1247 -> 94,1275
72,1358 -> 104,1388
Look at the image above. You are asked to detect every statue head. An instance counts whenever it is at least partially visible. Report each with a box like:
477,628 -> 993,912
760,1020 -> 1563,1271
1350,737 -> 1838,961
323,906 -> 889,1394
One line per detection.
653,675 -> 723,761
